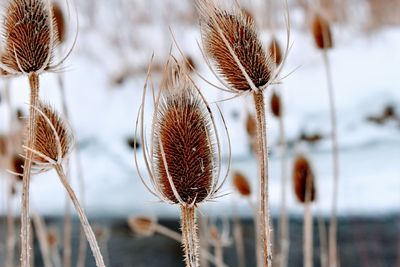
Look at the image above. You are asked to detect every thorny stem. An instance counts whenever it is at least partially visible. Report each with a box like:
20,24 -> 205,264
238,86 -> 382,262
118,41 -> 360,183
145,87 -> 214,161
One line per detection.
181,205 -> 200,267
54,164 -> 106,267
253,92 -> 272,267
278,113 -> 289,267
21,73 -> 40,267
322,50 -> 339,267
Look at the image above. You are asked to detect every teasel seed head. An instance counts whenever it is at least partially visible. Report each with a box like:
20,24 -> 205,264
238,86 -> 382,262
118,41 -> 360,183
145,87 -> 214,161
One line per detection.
268,37 -> 282,65
0,0 -> 57,75
11,153 -> 25,181
312,13 -> 333,50
127,216 -> 157,237
52,2 -> 65,44
198,1 -> 275,93
25,101 -> 73,171
232,171 -> 251,197
270,91 -> 281,118
293,155 -> 316,203
153,64 -> 219,206
245,113 -> 257,138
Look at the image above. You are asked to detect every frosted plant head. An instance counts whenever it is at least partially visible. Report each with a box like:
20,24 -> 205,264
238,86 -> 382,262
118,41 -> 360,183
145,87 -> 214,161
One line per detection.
136,57 -> 230,208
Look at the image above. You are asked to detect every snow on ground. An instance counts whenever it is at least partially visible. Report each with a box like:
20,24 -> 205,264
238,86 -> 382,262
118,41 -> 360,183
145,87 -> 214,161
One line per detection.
0,1 -> 399,218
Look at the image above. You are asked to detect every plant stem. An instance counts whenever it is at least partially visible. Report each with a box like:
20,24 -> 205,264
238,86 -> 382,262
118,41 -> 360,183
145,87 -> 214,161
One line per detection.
318,212 -> 328,267
32,213 -> 53,267
180,205 -> 200,267
304,202 -> 313,267
322,50 -> 339,267
278,113 -> 289,267
233,205 -> 246,267
253,91 -> 271,267
21,73 -> 40,267
54,164 -> 106,267
6,177 -> 15,267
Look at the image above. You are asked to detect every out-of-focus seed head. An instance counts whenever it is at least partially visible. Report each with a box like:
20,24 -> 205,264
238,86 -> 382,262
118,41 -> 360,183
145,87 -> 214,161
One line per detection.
52,2 -> 65,44
270,91 -> 281,118
312,14 -> 333,50
293,155 -> 316,203
232,171 -> 251,197
245,113 -> 256,138
268,38 -> 282,65
127,216 -> 157,237
1,0 -> 58,75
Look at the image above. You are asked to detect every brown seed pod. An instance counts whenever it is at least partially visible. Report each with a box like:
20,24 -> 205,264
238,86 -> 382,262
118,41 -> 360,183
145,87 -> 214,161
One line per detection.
293,155 -> 316,203
1,0 -> 57,75
151,60 -> 219,206
127,216 -> 157,237
312,14 -> 333,50
12,153 -> 25,181
52,2 -> 65,44
232,171 -> 251,197
268,38 -> 282,65
270,91 -> 281,118
199,4 -> 273,92
245,113 -> 257,138
27,102 -> 73,169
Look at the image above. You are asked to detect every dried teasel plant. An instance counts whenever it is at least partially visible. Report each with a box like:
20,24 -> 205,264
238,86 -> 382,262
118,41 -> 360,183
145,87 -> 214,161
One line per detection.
0,1 -> 76,264
270,90 -> 290,267
23,102 -> 106,267
268,37 -> 283,66
52,1 -> 66,44
135,57 -> 230,267
311,11 -> 338,267
196,1 -> 291,265
293,155 -> 316,267
232,171 -> 251,197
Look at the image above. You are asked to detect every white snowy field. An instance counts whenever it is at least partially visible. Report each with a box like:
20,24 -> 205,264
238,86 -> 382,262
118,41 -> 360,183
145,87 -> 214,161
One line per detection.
0,0 -> 399,218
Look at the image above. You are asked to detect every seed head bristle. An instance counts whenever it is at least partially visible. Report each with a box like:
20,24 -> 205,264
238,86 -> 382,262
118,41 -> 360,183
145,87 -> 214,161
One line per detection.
152,60 -> 218,205
232,171 -> 251,197
127,216 -> 156,237
1,0 -> 57,75
270,91 -> 281,118
199,2 -> 274,92
293,155 -> 316,203
52,2 -> 65,44
27,102 -> 73,169
312,14 -> 333,50
268,37 -> 282,65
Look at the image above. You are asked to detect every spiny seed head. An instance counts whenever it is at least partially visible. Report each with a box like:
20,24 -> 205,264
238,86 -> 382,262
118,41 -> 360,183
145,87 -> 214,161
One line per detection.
232,171 -> 251,197
268,37 -> 282,65
27,102 -> 73,169
245,113 -> 256,138
12,153 -> 24,181
127,216 -> 156,237
270,91 -> 281,118
152,60 -> 218,206
293,155 -> 316,203
1,0 -> 57,75
312,14 -> 333,50
199,2 -> 274,93
52,2 -> 65,44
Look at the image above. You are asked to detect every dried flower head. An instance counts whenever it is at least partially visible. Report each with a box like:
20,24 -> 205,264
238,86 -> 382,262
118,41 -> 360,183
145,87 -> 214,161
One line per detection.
1,0 -> 58,75
232,171 -> 251,197
12,153 -> 25,181
127,216 -> 157,237
137,58 -> 225,207
312,14 -> 333,50
270,91 -> 281,118
26,102 -> 73,171
268,37 -> 282,65
198,1 -> 275,93
52,2 -> 65,44
293,155 -> 316,203
245,113 -> 256,138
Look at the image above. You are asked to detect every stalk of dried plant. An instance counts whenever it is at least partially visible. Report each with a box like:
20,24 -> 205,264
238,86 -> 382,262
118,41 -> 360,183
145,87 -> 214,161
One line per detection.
46,228 -> 62,267
232,205 -> 246,267
23,102 -> 105,267
197,1 -> 291,265
293,155 -> 316,267
0,0 -> 76,264
311,12 -> 339,267
135,57 -> 230,267
270,91 -> 289,267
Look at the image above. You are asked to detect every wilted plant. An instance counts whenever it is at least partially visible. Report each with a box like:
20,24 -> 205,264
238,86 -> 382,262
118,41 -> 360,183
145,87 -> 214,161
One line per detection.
0,0 -> 75,264
24,102 -> 105,267
311,11 -> 339,267
293,155 -> 316,267
135,58 -> 229,267
270,91 -> 289,267
196,1 -> 290,265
